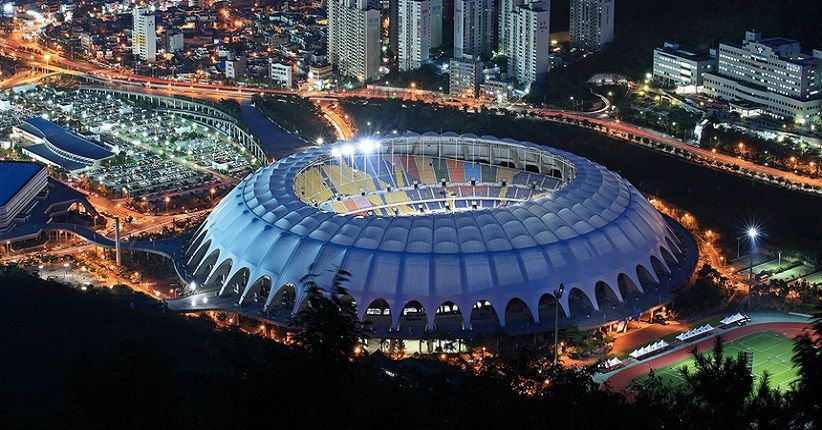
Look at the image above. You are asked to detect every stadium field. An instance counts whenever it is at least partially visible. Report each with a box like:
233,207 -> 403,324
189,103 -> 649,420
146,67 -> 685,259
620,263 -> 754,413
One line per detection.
633,331 -> 798,390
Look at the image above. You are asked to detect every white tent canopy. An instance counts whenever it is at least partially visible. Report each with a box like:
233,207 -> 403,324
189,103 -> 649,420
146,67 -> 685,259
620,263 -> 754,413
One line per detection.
629,340 -> 669,359
721,313 -> 747,325
676,324 -> 715,342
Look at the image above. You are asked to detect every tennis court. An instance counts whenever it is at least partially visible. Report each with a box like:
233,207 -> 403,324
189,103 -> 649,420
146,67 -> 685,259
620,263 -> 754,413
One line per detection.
632,331 -> 798,390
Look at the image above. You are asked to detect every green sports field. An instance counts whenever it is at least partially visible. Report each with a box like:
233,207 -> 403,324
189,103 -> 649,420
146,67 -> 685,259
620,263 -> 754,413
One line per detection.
633,331 -> 799,391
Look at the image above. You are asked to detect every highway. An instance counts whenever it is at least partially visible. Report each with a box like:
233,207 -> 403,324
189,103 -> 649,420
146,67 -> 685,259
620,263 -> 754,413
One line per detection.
2,34 -> 821,194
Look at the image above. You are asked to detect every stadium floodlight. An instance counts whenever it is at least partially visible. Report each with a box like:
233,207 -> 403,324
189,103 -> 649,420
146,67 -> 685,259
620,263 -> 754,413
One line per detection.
341,144 -> 355,156
747,227 -> 758,240
359,138 -> 376,153
330,147 -> 342,158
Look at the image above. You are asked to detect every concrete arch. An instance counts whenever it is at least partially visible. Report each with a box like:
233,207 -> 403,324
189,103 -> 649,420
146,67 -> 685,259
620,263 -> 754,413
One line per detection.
204,258 -> 233,288
536,292 -> 570,324
649,254 -> 671,279
185,226 -> 209,258
660,245 -> 679,266
501,297 -> 534,329
595,280 -> 623,311
239,274 -> 271,305
468,300 -> 500,331
264,282 -> 296,314
395,300 -> 428,333
617,273 -> 644,299
433,301 -> 464,332
567,287 -> 598,317
222,267 -> 250,297
665,235 -> 682,256
637,263 -> 660,285
192,248 -> 220,278
187,239 -> 212,270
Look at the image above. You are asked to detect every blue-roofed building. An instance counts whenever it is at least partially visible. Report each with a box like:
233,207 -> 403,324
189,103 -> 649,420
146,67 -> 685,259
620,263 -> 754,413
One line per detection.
14,117 -> 115,173
0,161 -> 48,229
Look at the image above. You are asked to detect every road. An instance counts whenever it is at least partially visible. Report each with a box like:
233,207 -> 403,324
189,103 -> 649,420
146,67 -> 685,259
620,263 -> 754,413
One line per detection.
3,34 -> 821,193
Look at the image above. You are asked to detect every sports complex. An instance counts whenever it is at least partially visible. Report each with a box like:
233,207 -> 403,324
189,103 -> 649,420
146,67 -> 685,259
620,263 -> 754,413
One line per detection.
169,133 -> 698,338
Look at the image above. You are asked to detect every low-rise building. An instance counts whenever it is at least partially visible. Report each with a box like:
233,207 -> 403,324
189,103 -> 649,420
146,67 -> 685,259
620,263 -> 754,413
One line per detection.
309,63 -> 334,90
269,61 -> 293,88
449,57 -> 482,98
480,78 -> 513,102
652,42 -> 716,93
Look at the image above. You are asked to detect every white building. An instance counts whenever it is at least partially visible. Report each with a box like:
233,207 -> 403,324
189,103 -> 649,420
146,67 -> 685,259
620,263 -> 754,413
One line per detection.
497,0 -> 517,53
430,0 -> 443,49
508,0 -> 549,88
652,43 -> 716,94
702,31 -> 822,125
398,0 -> 430,71
164,31 -> 184,53
569,0 -> 614,52
269,61 -> 293,88
225,56 -> 247,80
449,57 -> 482,97
132,8 -> 156,62
454,0 -> 495,59
327,0 -> 382,81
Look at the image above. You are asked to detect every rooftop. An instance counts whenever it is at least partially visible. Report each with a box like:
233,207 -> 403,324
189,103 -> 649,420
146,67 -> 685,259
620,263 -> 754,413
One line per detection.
23,117 -> 114,161
0,161 -> 45,206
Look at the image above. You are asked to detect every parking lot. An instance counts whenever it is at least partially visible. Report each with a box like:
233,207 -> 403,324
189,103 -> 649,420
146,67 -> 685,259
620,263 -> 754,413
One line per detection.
1,85 -> 255,198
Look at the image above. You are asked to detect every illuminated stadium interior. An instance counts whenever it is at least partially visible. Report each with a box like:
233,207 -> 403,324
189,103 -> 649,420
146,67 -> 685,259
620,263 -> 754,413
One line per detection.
293,138 -> 576,217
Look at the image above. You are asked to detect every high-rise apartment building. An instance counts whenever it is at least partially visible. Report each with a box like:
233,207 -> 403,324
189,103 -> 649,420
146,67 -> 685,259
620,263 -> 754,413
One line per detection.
508,0 -> 549,88
702,31 -> 822,124
398,0 -> 430,71
132,8 -> 156,62
430,0 -> 443,49
569,0 -> 614,52
328,0 -> 382,81
454,0 -> 495,59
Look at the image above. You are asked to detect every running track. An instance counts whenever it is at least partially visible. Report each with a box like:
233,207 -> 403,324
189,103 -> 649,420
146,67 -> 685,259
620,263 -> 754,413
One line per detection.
603,322 -> 812,393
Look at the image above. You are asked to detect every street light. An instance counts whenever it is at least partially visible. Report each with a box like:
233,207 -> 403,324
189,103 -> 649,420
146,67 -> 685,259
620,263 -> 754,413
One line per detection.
553,283 -> 565,365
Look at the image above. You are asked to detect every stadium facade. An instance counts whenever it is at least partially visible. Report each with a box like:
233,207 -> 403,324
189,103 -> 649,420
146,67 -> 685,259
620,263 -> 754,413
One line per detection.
171,133 -> 696,337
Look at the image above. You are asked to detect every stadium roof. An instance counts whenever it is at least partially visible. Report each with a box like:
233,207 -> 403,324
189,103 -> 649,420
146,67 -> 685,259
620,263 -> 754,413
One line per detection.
22,117 -> 113,161
0,161 -> 45,206
175,133 -> 689,334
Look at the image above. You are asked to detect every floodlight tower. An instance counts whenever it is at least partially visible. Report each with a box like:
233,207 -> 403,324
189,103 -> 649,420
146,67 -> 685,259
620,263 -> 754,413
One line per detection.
746,227 -> 758,307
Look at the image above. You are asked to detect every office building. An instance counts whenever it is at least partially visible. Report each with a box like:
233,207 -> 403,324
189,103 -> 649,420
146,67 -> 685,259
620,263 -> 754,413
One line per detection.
570,0 -> 614,52
449,57 -> 483,97
269,61 -> 293,88
328,0 -> 382,81
398,0 -> 430,71
132,8 -> 156,62
702,31 -> 822,124
652,43 -> 716,93
454,0 -> 495,58
508,0 -> 549,88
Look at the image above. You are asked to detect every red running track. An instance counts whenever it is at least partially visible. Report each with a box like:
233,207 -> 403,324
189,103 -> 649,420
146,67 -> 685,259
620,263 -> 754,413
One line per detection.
603,322 -> 812,394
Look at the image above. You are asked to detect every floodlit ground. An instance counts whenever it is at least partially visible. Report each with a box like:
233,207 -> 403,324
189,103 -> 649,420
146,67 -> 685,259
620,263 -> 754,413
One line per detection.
632,331 -> 798,391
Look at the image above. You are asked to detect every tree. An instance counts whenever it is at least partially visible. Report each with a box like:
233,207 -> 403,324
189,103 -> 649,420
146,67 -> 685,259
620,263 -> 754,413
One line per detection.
678,336 -> 754,429
788,301 -> 822,427
292,266 -> 371,364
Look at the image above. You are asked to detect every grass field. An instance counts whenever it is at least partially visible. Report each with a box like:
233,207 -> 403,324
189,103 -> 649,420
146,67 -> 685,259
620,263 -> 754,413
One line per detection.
633,332 -> 798,391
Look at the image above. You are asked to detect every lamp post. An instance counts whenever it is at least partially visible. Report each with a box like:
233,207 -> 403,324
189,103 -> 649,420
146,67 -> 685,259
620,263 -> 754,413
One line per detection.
747,228 -> 758,307
553,283 -> 565,365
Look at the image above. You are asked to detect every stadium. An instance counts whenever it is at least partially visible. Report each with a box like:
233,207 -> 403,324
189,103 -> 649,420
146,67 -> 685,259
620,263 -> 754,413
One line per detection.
170,132 -> 697,338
